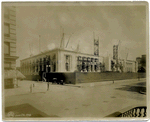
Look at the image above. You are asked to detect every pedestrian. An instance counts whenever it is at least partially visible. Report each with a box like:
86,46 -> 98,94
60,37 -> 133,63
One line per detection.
47,79 -> 50,91
30,84 -> 32,93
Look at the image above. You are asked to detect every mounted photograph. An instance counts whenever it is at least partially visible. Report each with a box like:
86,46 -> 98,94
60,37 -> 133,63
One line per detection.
2,2 -> 148,120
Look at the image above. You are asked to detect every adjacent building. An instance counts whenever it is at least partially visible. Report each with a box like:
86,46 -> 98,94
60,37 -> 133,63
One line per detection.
136,55 -> 146,72
4,6 -> 25,88
4,6 -> 18,69
105,57 -> 138,73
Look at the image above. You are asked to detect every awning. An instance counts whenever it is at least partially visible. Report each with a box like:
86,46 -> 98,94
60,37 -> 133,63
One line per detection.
4,69 -> 26,79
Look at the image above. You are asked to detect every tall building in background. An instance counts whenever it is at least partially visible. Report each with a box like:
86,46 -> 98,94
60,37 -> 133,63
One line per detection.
136,55 -> 146,72
136,57 -> 142,70
113,45 -> 118,60
94,39 -> 99,56
4,6 -> 18,69
4,6 -> 25,88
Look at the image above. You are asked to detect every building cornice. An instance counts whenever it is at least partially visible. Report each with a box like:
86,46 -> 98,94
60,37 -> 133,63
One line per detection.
21,48 -> 103,62
4,55 -> 19,60
21,48 -> 59,61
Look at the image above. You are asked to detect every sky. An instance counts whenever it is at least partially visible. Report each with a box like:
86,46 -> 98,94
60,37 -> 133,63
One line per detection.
15,4 -> 146,67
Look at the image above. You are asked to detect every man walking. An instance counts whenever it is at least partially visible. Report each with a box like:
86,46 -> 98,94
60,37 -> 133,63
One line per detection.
47,73 -> 50,91
47,80 -> 49,91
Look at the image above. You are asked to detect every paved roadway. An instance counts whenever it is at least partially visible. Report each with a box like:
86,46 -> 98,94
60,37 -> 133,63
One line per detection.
4,78 -> 146,118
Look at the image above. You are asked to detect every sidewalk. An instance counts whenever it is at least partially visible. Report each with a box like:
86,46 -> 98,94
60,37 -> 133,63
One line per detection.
4,78 -> 146,97
73,78 -> 146,88
4,78 -> 146,118
4,80 -> 48,97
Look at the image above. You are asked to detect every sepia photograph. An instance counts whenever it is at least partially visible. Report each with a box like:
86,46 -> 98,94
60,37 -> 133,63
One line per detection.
2,2 -> 148,120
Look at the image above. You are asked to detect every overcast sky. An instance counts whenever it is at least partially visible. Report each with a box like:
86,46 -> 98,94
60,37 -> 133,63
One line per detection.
15,4 -> 146,67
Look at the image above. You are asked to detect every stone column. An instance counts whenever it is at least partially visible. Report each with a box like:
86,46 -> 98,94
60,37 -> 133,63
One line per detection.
49,57 -> 51,72
92,61 -> 95,72
42,58 -> 44,71
32,62 -> 34,75
35,60 -> 36,74
123,60 -> 126,72
84,62 -> 86,72
25,63 -> 27,75
30,62 -> 32,75
24,63 -> 25,75
97,63 -> 100,72
38,59 -> 40,73
91,64 -> 93,72
79,62 -> 81,72
88,63 -> 91,72
28,62 -> 30,75
51,61 -> 53,72
46,64 -> 48,73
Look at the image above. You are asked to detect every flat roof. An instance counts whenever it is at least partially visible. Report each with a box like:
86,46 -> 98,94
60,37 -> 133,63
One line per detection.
126,60 -> 136,62
21,48 -> 103,61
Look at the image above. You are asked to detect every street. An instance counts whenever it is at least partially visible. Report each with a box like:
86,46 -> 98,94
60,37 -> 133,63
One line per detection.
4,78 -> 146,118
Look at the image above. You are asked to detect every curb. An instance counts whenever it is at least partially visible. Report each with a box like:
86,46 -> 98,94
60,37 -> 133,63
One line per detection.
74,78 -> 146,87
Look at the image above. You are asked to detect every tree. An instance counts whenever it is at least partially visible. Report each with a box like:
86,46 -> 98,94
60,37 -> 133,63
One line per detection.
141,56 -> 146,67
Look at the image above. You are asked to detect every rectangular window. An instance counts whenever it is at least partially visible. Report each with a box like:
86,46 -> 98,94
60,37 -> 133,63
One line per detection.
65,55 -> 71,71
4,42 -> 10,55
4,23 -> 10,37
4,62 -> 11,68
36,63 -> 38,72
4,7 -> 9,19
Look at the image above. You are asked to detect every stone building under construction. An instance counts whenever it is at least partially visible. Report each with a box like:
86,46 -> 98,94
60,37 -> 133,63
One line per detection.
20,37 -> 138,81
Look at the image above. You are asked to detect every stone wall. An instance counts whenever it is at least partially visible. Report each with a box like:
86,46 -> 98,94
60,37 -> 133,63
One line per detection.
75,72 -> 146,83
24,72 -> 146,84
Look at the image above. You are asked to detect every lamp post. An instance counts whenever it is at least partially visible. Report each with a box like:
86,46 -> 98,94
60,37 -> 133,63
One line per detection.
15,67 -> 18,88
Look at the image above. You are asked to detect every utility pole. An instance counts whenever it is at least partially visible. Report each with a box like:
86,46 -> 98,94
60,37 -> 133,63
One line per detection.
66,29 -> 80,49
126,48 -> 129,60
93,32 -> 95,40
118,40 -> 121,47
60,27 -> 64,49
29,43 -> 32,56
117,40 -> 120,62
15,67 -> 18,87
126,53 -> 128,60
98,36 -> 100,56
60,26 -> 62,39
32,43 -> 33,55
93,32 -> 95,55
29,43 -> 33,56
39,35 -> 41,53
76,40 -> 80,52
60,33 -> 64,49
65,33 -> 74,48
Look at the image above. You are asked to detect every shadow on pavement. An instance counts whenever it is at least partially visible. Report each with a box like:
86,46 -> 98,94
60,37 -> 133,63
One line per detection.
5,103 -> 59,117
6,91 -> 47,97
115,82 -> 146,94
135,82 -> 146,86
